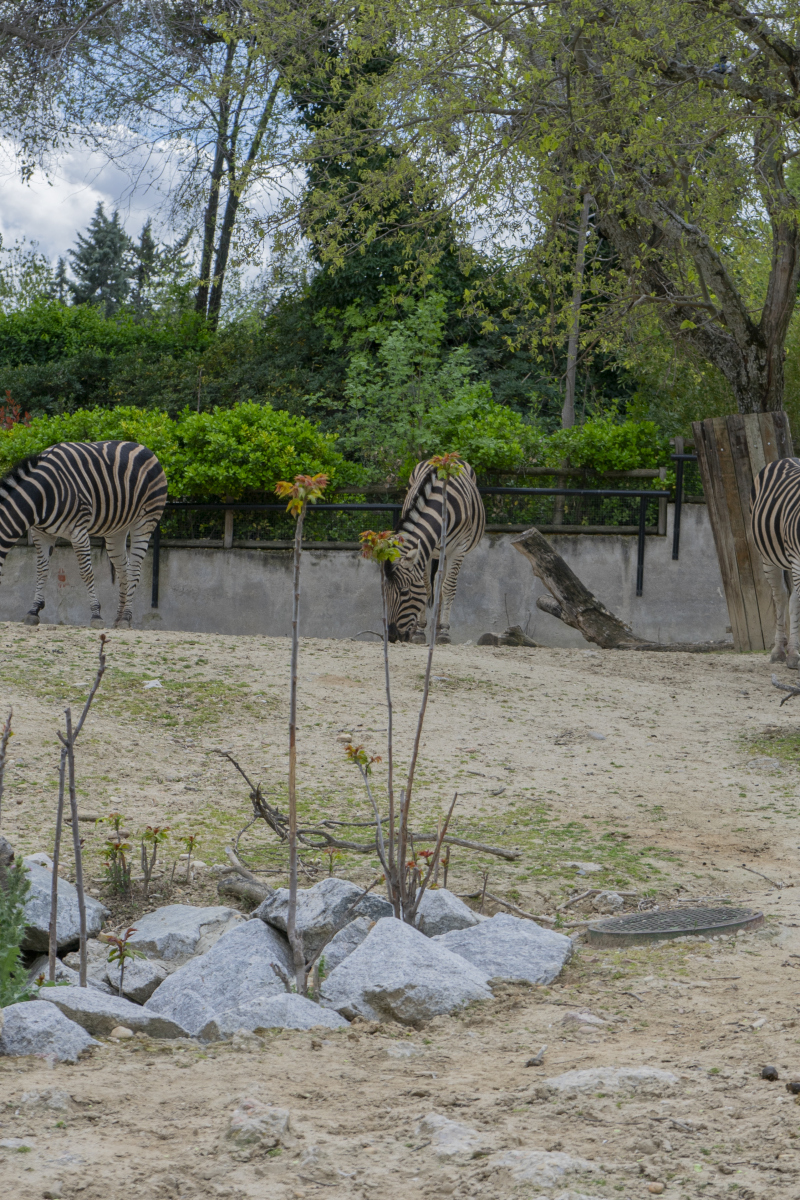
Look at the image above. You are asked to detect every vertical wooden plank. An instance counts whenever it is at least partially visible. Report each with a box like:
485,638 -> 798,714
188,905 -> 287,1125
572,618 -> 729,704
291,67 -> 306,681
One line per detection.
771,410 -> 795,459
758,412 -> 781,465
712,417 -> 766,650
710,417 -> 767,652
743,413 -> 767,481
727,415 -> 774,641
693,418 -> 749,650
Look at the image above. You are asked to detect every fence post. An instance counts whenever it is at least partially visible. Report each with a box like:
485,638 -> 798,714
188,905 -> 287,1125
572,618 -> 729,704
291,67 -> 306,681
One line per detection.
636,495 -> 647,596
151,523 -> 160,609
223,509 -> 234,549
658,467 -> 667,536
691,412 -> 793,652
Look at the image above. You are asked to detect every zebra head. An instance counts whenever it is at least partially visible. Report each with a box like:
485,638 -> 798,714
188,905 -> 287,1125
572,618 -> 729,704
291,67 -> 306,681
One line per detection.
383,537 -> 427,642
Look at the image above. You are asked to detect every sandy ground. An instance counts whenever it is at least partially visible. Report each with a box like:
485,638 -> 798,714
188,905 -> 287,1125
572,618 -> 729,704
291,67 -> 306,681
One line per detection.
2,625 -> 800,1199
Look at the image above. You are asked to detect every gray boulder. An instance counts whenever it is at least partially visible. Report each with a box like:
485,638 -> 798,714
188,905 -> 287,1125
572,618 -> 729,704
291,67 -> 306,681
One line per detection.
254,878 -> 393,958
319,916 -> 374,974
245,993 -> 348,1032
0,1000 -> 98,1062
434,913 -> 572,984
320,917 -> 492,1025
415,888 -> 484,937
38,985 -> 189,1038
27,954 -> 113,995
144,918 -> 294,1040
22,856 -> 110,952
105,957 -> 168,1003
63,939 -> 115,990
126,904 -> 245,966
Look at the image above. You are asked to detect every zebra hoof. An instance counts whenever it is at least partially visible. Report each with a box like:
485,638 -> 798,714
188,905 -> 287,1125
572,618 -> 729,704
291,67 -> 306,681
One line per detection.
771,647 -> 788,663
787,653 -> 800,671
22,613 -> 39,626
113,616 -> 132,630
435,633 -> 452,645
411,633 -> 427,645
90,616 -> 104,629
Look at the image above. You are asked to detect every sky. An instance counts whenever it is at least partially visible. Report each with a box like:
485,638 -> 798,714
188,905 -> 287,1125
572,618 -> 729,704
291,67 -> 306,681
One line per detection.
0,139 -> 173,261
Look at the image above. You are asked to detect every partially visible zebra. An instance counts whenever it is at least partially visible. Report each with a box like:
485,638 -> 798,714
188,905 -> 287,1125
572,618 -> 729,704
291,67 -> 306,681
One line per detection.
751,455 -> 800,667
384,458 -> 485,644
0,441 -> 167,629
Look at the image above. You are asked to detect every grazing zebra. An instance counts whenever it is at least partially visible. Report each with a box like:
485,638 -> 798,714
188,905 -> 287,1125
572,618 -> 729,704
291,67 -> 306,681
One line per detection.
751,456 -> 800,667
384,458 -> 485,644
0,441 -> 167,629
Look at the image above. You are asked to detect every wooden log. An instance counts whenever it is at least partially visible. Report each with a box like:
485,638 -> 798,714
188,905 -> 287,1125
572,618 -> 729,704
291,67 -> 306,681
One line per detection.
511,526 -> 732,653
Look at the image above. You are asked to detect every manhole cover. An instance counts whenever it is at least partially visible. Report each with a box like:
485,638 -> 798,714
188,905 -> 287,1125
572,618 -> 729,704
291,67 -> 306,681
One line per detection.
586,906 -> 763,947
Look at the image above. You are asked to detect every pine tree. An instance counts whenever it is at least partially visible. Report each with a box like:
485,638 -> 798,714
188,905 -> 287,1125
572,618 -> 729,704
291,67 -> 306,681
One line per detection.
52,257 -> 68,305
130,219 -> 192,314
69,203 -> 134,315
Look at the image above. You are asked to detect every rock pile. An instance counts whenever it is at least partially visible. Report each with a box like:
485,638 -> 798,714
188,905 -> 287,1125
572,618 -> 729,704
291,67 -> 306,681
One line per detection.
1,876 -> 576,1058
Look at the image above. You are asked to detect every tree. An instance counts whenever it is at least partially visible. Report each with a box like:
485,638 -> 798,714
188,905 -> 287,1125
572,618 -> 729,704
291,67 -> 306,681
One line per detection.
299,0 -> 800,415
69,202 -> 134,314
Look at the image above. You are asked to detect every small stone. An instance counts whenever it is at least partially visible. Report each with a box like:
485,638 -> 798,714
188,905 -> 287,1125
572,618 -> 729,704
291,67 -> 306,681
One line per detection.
562,1011 -> 606,1028
20,1089 -> 71,1110
647,1186 -> 665,1196
416,1113 -> 493,1158
109,1026 -> 134,1039
487,1149 -> 594,1187
561,861 -> 604,874
761,1064 -> 779,1081
591,891 -> 624,914
786,1079 -> 800,1094
228,1098 -> 291,1148
536,1066 -> 678,1100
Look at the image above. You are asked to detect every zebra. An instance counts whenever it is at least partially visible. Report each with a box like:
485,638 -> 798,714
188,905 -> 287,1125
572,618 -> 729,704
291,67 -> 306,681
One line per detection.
0,441 -> 167,629
384,458 -> 485,644
751,455 -> 800,667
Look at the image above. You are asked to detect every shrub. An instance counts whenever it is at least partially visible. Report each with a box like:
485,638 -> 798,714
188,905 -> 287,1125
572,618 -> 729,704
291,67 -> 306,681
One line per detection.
0,401 -> 365,499
0,857 -> 35,1007
544,412 -> 670,472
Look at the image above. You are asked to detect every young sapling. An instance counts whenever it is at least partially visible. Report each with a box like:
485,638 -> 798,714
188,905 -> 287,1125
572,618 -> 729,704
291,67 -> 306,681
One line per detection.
102,927 -> 144,998
140,825 -> 170,900
275,471 -> 329,993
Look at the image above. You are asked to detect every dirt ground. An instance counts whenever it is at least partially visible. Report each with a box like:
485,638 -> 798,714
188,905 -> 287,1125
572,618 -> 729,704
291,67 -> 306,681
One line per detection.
2,624 -> 800,1200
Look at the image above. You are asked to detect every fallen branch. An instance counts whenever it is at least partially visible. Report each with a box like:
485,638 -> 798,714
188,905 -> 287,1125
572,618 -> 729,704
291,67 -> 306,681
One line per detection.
217,876 -> 269,905
458,891 -> 555,925
512,526 -> 733,652
772,674 -> 800,705
741,863 -> 782,889
219,751 -> 519,860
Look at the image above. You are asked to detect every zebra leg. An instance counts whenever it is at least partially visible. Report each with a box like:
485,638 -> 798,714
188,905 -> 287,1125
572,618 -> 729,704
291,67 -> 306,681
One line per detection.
763,561 -> 790,662
70,530 -> 104,627
24,529 -> 56,625
411,557 -> 434,644
104,530 -> 132,628
435,552 -> 465,644
787,563 -> 800,669
114,521 -> 154,628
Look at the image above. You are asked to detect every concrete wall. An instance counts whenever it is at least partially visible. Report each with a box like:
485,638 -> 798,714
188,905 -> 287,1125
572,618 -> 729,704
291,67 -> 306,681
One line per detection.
0,503 -> 731,646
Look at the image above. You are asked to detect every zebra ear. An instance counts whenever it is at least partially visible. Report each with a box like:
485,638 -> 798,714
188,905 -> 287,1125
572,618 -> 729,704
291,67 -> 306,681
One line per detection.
403,538 -> 422,566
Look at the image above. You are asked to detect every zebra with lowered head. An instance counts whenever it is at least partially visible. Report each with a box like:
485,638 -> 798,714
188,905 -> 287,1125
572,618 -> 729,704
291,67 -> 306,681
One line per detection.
384,457 -> 485,644
0,440 -> 167,628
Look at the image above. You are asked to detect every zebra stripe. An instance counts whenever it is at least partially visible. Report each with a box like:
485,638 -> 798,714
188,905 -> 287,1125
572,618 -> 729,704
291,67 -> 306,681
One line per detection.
751,456 -> 800,666
0,441 -> 167,628
384,459 -> 485,643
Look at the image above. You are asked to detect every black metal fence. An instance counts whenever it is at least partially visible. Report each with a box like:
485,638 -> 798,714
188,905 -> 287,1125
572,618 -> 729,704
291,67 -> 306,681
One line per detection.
150,484 -> 672,606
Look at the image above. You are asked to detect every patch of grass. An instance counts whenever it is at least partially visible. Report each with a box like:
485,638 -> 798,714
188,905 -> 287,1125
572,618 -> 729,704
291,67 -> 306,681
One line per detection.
744,727 -> 800,766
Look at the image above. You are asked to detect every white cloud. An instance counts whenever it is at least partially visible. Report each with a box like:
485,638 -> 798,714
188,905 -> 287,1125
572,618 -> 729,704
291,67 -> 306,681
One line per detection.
0,140 -> 168,261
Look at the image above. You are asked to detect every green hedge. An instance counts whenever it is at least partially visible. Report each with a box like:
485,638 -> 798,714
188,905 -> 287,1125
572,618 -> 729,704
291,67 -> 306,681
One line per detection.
0,402 -> 366,500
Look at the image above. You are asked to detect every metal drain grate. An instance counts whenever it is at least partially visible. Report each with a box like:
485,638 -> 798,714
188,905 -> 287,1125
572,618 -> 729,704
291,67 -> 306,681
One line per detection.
586,906 -> 763,947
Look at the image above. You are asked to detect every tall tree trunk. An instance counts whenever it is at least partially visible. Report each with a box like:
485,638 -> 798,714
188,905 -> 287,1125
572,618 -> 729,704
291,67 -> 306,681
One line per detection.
195,39 -> 236,318
562,191 -> 592,429
207,77 -> 280,327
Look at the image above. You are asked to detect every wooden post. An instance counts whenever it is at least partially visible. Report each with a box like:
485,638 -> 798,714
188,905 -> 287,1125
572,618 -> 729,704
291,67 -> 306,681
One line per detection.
691,413 -> 794,652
